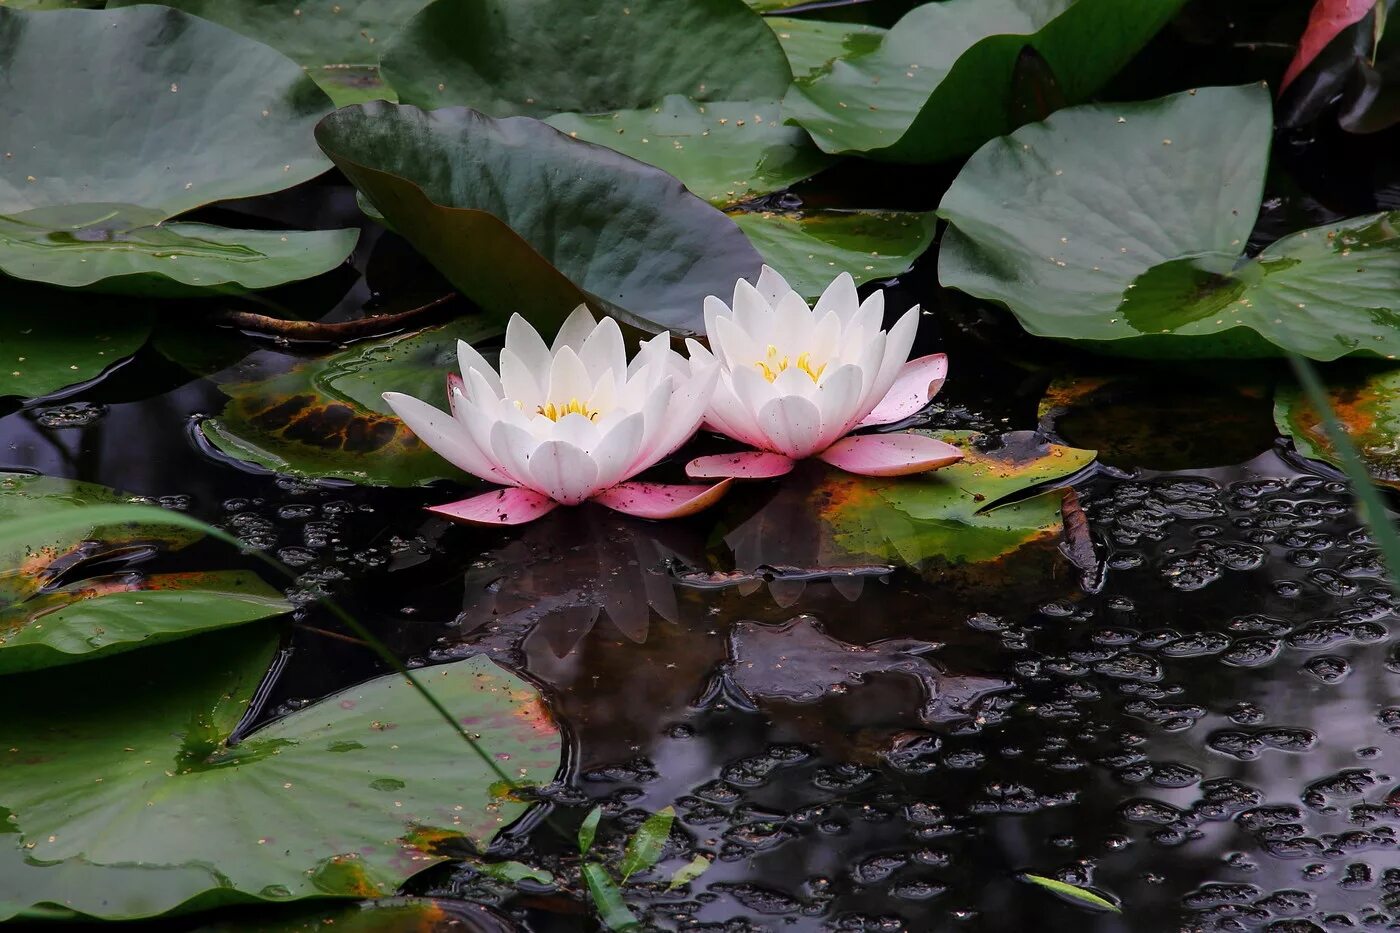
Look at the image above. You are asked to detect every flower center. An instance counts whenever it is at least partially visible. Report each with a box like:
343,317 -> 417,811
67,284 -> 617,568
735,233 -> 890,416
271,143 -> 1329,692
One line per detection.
535,398 -> 599,422
754,345 -> 825,384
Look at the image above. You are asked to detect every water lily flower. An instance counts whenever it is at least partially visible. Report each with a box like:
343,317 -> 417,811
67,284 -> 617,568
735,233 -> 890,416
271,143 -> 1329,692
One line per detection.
683,267 -> 961,480
383,307 -> 728,526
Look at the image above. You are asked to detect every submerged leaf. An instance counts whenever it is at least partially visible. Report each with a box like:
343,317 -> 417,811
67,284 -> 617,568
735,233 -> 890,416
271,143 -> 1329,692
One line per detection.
1276,364 -> 1400,487
581,863 -> 639,932
667,855 -> 713,891
0,628 -> 561,916
784,0 -> 1186,161
0,6 -> 352,293
579,807 -> 603,856
0,292 -> 152,400
202,318 -> 499,487
316,104 -> 764,337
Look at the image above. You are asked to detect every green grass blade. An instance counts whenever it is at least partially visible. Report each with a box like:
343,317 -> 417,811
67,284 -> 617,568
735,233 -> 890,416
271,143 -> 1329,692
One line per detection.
619,806 -> 674,882
582,862 -> 639,931
1020,873 -> 1121,913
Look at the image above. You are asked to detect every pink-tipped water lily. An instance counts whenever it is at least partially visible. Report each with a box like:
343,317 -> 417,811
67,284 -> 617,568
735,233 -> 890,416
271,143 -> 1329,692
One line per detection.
383,307 -> 727,526
684,267 -> 960,480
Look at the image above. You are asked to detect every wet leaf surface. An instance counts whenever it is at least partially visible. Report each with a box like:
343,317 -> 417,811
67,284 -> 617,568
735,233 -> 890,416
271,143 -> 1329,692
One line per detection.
765,17 -> 887,81
783,0 -> 1186,161
730,209 -> 938,299
1276,364 -> 1400,486
192,897 -> 518,932
316,104 -> 765,337
0,6 -> 351,293
0,626 -> 560,917
202,318 -> 499,486
940,85 -> 1400,359
0,292 -> 152,400
106,0 -> 438,107
380,0 -> 826,206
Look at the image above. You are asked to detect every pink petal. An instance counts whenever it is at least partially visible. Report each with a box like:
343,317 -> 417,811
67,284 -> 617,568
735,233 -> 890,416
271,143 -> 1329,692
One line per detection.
446,372 -> 465,418
686,451 -> 795,480
428,487 -> 559,526
818,433 -> 963,477
592,480 -> 733,520
857,354 -> 948,428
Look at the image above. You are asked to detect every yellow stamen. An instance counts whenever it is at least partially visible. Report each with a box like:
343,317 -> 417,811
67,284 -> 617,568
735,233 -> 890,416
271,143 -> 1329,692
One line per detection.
536,398 -> 599,421
754,345 -> 826,383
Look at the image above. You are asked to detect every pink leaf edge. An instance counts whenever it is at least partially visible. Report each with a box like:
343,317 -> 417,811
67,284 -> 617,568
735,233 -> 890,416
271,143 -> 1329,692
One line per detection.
428,487 -> 558,526
686,450 -> 795,480
1280,0 -> 1376,92
858,354 -> 948,428
818,433 -> 963,477
592,480 -> 733,519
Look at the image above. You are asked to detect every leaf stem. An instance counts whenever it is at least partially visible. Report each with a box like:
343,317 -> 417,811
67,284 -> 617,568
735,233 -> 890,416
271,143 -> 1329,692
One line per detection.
212,294 -> 460,342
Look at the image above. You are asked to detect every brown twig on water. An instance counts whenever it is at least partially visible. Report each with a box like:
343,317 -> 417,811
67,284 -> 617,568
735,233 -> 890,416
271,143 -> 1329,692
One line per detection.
212,293 -> 458,341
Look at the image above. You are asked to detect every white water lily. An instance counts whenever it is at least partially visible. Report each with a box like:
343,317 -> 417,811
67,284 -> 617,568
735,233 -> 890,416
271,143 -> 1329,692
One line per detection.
684,267 -> 961,479
384,307 -> 727,526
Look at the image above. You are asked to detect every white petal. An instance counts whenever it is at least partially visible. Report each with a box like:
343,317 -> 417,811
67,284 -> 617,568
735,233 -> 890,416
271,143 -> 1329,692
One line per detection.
578,315 -> 626,382
552,305 -> 597,353
457,340 -> 502,399
549,411 -> 599,451
505,313 -> 551,381
850,330 -> 887,413
773,291 -> 815,352
731,364 -> 779,429
771,364 -> 817,400
526,439 -> 600,505
857,306 -> 920,423
592,411 -> 646,488
812,272 -> 859,324
732,279 -> 776,346
757,395 -> 824,459
756,265 -> 794,306
488,420 -> 539,489
545,345 -> 592,404
854,289 -> 885,329
703,296 -> 733,345
382,392 -> 506,483
632,365 -> 717,472
498,348 -> 543,409
587,368 -> 617,414
811,363 -> 866,450
464,367 -> 503,415
626,332 -> 672,385
809,310 -> 842,365
704,372 -> 767,448
713,314 -> 764,375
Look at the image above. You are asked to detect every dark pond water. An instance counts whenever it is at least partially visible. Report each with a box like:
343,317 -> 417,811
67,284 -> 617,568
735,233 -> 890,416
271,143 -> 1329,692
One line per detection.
8,2 -> 1400,931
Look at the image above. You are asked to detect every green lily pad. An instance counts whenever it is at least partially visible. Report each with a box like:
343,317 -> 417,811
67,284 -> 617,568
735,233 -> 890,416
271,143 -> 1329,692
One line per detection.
380,0 -> 828,206
818,430 -> 1097,567
765,17 -> 888,80
545,98 -> 827,208
0,472 -> 200,606
382,0 -> 792,116
0,571 -> 290,675
193,898 -> 507,932
0,472 -> 289,671
939,85 -> 1400,359
107,0 -> 437,107
202,318 -> 498,486
316,104 -> 766,337
0,6 -> 353,293
0,298 -> 152,400
783,0 -> 1187,161
0,211 -> 357,296
0,627 -> 561,917
1276,365 -> 1400,487
731,209 -> 937,299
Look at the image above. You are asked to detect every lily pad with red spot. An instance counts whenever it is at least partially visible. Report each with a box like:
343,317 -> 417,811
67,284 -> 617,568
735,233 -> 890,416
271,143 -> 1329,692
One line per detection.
0,625 -> 561,919
1275,365 -> 1400,487
201,318 -> 500,487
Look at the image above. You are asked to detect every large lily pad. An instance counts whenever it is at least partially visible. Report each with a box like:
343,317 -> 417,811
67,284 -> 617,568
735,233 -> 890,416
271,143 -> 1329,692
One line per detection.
940,86 -> 1400,359
765,17 -> 888,80
316,104 -> 765,336
0,6 -> 354,293
380,0 -> 829,206
731,209 -> 937,299
544,98 -> 827,208
0,297 -> 152,400
818,431 -> 1097,566
107,0 -> 437,107
1276,365 -> 1400,487
0,472 -> 290,671
0,626 -> 561,917
782,0 -> 1187,162
202,318 -> 498,486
